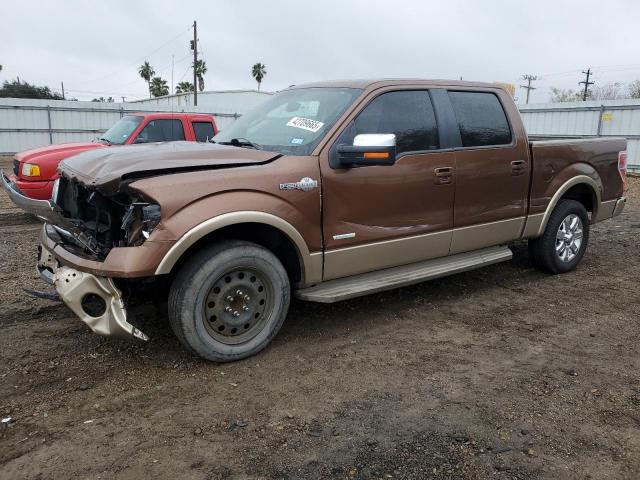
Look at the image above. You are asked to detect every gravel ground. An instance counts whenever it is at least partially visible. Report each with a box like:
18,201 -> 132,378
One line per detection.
1,162 -> 639,479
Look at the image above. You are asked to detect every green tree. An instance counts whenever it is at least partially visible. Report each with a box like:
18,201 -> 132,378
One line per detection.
138,61 -> 155,98
0,78 -> 63,99
175,81 -> 194,94
149,77 -> 169,97
629,80 -> 640,99
251,62 -> 267,91
194,59 -> 207,91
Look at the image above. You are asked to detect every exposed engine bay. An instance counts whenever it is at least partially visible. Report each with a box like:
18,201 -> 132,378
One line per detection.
52,176 -> 161,259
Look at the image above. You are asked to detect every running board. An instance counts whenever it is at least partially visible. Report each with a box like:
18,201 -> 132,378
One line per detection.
295,246 -> 513,303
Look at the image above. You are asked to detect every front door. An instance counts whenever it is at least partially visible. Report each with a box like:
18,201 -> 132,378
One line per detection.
319,89 -> 456,281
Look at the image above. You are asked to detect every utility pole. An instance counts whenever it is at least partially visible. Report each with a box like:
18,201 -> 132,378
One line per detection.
579,68 -> 594,101
520,75 -> 537,104
192,20 -> 198,106
171,54 -> 175,96
61,81 -> 65,100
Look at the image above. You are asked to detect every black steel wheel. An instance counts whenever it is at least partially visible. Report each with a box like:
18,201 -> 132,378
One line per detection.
168,240 -> 290,362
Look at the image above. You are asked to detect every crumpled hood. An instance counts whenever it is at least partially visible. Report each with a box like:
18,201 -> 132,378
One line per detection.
16,142 -> 105,164
59,141 -> 281,193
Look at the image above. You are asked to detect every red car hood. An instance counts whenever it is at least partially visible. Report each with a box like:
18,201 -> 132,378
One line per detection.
16,142 -> 106,163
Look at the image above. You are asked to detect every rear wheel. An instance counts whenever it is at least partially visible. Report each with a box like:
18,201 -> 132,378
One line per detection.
529,199 -> 590,274
168,240 -> 290,362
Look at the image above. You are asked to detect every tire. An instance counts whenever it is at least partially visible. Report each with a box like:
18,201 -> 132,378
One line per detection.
168,240 -> 290,362
529,199 -> 590,274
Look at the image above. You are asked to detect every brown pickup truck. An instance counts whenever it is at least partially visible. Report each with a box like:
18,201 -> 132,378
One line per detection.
2,79 -> 628,362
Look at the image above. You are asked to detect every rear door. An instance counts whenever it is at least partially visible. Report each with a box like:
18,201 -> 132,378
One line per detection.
320,88 -> 456,280
439,89 -> 530,253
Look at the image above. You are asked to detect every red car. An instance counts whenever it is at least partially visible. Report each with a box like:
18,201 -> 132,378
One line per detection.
10,112 -> 218,199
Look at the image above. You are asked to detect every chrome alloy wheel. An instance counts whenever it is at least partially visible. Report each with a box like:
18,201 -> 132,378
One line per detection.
202,268 -> 273,345
555,214 -> 584,263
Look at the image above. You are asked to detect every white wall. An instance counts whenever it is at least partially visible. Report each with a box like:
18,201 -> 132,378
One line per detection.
0,90 -> 271,153
520,99 -> 640,171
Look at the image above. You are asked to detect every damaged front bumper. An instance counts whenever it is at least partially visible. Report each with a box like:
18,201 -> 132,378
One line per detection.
37,245 -> 149,341
1,170 -> 101,255
3,169 -> 153,342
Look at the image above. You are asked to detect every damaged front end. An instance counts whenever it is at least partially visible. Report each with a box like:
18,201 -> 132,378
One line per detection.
1,170 -> 154,341
50,175 -> 162,259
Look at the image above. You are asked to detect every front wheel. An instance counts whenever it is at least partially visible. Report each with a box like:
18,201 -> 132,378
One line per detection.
529,199 -> 590,274
168,240 -> 290,362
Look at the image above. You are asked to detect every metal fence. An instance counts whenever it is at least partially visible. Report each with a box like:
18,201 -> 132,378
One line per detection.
2,97 -> 640,171
519,98 -> 640,172
0,97 -> 245,154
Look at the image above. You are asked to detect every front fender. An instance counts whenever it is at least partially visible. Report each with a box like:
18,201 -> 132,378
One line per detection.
154,209 -> 323,285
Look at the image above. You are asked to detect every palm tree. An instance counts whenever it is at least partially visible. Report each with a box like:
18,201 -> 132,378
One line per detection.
194,60 -> 207,92
138,61 -> 155,98
251,63 -> 267,91
149,77 -> 169,97
175,81 -> 194,94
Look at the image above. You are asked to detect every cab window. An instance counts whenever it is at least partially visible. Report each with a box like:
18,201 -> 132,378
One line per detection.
448,91 -> 512,147
335,90 -> 440,156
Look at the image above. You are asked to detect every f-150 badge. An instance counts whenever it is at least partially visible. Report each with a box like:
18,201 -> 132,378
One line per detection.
279,177 -> 318,192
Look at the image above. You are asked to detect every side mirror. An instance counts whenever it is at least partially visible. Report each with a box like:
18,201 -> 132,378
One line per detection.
337,134 -> 396,167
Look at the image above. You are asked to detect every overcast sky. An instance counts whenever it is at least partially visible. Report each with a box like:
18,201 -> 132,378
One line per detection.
1,0 -> 639,104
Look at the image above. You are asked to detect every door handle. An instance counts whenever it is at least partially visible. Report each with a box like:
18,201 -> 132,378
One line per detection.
434,166 -> 453,184
510,160 -> 526,176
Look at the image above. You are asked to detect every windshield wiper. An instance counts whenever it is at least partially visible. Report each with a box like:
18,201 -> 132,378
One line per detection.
218,138 -> 262,150
98,137 -> 112,145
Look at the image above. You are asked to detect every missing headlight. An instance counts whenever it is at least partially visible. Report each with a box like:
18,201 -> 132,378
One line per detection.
121,203 -> 161,246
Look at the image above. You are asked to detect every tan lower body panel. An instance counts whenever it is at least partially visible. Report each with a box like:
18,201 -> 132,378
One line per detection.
297,245 -> 513,303
323,230 -> 452,281
449,217 -> 525,255
521,213 -> 544,239
596,199 -> 617,222
323,217 -> 527,281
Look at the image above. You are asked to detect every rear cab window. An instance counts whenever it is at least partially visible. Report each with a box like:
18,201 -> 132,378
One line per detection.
447,91 -> 512,147
192,121 -> 216,142
136,119 -> 185,143
334,90 -> 439,159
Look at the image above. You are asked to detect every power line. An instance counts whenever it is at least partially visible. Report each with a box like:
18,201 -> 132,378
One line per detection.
520,74 -> 538,104
74,25 -> 192,87
579,68 -> 595,101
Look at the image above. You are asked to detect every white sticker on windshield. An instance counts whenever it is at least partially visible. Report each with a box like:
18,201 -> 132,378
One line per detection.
286,117 -> 325,133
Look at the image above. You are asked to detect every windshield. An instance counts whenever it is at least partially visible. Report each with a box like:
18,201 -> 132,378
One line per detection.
100,115 -> 144,145
213,87 -> 362,155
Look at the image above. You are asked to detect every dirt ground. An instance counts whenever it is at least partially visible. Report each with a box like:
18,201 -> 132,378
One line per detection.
1,155 -> 639,479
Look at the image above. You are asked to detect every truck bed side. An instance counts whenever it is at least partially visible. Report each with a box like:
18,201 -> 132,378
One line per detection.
527,137 -> 626,221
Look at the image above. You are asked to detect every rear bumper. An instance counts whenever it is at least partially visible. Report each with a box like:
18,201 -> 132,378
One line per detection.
37,244 -> 148,341
612,197 -> 626,218
8,174 -> 54,200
